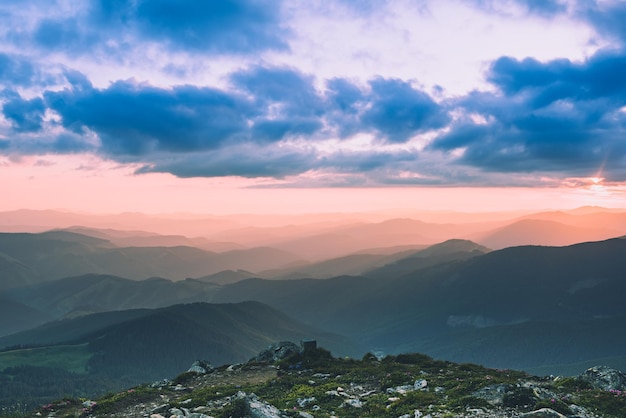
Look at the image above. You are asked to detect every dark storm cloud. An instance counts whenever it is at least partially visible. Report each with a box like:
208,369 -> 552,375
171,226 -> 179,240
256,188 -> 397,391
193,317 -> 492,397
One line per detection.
429,48 -> 626,180
44,75 -> 256,156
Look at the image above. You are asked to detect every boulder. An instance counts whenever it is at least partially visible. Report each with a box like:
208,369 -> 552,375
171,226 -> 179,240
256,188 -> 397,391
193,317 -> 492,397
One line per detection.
472,384 -> 512,405
235,391 -> 289,418
580,366 -> 626,391
187,360 -> 213,374
414,379 -> 427,390
253,341 -> 301,363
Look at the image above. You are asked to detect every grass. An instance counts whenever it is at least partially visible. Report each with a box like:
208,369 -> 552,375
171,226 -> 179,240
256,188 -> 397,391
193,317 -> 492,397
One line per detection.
27,347 -> 626,418
0,344 -> 91,374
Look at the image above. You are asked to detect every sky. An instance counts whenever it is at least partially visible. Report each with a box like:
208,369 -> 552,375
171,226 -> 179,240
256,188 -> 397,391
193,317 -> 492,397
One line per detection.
1,0 -> 626,214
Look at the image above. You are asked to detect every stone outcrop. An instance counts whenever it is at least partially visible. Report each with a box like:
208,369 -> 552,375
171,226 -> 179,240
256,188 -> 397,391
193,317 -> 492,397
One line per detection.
253,341 -> 301,363
236,391 -> 289,418
187,360 -> 213,374
580,365 -> 626,391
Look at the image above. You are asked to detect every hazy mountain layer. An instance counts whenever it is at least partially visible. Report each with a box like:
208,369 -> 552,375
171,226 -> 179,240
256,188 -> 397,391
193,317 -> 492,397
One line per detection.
0,231 -> 301,290
212,238 -> 626,373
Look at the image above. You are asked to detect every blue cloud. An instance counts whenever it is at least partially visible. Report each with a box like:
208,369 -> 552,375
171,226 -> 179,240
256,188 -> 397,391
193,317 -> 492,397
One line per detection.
430,48 -> 626,179
251,118 -> 323,142
87,0 -> 288,55
1,90 -> 46,132
488,50 -> 626,104
135,0 -> 287,53
520,0 -> 567,17
0,53 -> 38,86
325,78 -> 367,138
361,78 -> 449,142
45,77 -> 256,156
3,0 -> 288,58
581,1 -> 626,45
231,66 -> 323,117
136,146 -> 317,178
32,18 -> 97,53
230,66 -> 327,141
470,0 -> 568,18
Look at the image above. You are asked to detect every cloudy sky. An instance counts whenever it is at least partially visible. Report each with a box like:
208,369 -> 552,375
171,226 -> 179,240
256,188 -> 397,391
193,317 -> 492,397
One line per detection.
1,0 -> 625,214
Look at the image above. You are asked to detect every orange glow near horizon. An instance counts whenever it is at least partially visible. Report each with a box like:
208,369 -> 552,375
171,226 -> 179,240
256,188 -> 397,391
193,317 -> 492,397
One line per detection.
2,154 -> 625,215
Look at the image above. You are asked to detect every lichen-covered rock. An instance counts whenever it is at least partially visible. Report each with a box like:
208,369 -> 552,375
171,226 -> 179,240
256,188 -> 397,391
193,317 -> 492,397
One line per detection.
580,366 -> 626,391
253,341 -> 301,363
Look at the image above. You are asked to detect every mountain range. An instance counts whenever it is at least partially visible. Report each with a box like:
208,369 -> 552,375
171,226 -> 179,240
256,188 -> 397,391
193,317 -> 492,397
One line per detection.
1,206 -> 626,412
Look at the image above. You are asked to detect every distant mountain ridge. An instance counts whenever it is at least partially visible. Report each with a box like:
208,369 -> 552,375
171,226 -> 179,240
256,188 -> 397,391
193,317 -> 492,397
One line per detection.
472,218 -> 619,249
0,231 -> 302,290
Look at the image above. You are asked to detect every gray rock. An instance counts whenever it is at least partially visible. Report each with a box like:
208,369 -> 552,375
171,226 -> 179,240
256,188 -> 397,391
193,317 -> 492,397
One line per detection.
472,384 -> 513,405
414,379 -> 427,390
169,407 -> 186,417
187,360 -> 213,374
150,378 -> 171,388
580,366 -> 626,391
150,404 -> 169,414
520,408 -> 567,417
253,341 -> 301,363
343,398 -> 363,408
387,384 -> 415,394
297,397 -> 316,407
236,391 -> 289,418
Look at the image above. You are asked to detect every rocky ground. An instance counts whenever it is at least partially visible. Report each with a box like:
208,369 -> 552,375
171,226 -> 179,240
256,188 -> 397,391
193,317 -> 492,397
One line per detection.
32,343 -> 626,418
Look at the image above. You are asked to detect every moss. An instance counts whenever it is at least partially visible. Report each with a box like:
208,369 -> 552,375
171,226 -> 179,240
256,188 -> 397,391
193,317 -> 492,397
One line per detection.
449,395 -> 491,410
535,399 -> 573,415
215,397 -> 248,418
576,390 -> 626,417
171,370 -> 197,385
91,385 -> 158,414
180,385 -> 244,407
502,386 -> 536,409
553,376 -> 593,391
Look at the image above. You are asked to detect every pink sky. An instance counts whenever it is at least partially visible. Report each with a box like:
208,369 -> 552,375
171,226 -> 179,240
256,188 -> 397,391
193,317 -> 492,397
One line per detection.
2,155 -> 624,215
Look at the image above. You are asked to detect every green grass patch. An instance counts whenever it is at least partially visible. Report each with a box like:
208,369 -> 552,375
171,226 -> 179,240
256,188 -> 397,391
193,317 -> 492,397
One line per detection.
0,343 -> 91,374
